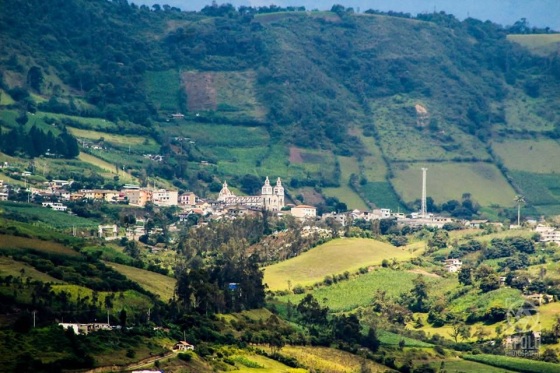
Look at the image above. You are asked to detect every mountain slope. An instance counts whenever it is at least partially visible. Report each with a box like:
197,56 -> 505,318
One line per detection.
1,1 -> 560,213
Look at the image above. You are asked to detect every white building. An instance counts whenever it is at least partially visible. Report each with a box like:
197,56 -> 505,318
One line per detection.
42,202 -> 68,211
444,258 -> 463,273
291,205 -> 317,219
535,224 -> 560,245
152,189 -> 178,207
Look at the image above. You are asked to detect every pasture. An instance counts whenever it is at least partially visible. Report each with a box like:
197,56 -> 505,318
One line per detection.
0,256 -> 64,283
503,89 -> 556,132
263,238 -> 420,290
276,268 -> 442,312
463,353 -> 560,373
145,69 -> 182,112
391,162 -> 516,206
78,152 -> 137,183
0,202 -> 99,229
508,34 -> 560,56
0,234 -> 79,256
68,127 -> 158,149
493,139 -> 560,174
105,262 -> 176,302
281,346 -> 389,373
358,134 -> 388,182
323,185 -> 368,210
429,358 -> 517,373
51,284 -> 153,311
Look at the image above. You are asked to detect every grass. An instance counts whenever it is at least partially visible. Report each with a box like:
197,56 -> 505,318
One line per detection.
0,201 -> 99,229
429,358 -> 517,373
391,162 -> 517,206
78,152 -> 137,183
0,256 -> 64,283
323,185 -> 367,210
104,261 -> 176,302
508,34 -> 560,56
263,238 -> 421,290
51,284 -> 153,311
0,89 -> 15,105
0,234 -> 79,256
281,345 -> 389,372
463,353 -> 560,373
68,127 -> 158,150
360,181 -> 406,211
276,268 -> 442,312
145,69 -> 182,112
377,329 -> 433,347
172,122 -> 269,147
447,287 -> 524,316
493,139 -> 560,174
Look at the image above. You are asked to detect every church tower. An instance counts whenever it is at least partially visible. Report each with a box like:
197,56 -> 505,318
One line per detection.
261,176 -> 273,195
218,181 -> 234,201
274,177 -> 285,208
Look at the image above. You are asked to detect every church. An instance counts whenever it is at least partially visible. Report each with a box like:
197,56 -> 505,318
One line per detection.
217,177 -> 285,212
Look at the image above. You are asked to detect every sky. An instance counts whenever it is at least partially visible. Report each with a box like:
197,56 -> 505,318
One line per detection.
131,0 -> 560,30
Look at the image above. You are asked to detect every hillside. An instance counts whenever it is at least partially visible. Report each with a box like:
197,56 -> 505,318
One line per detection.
1,2 -> 560,215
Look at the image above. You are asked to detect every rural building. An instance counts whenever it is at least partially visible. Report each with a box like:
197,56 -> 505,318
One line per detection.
534,224 -> 560,245
58,322 -> 111,335
291,205 -> 317,219
444,259 -> 462,273
179,191 -> 197,206
173,341 -> 195,351
42,202 -> 68,211
124,189 -> 151,207
152,189 -> 178,207
98,224 -> 118,239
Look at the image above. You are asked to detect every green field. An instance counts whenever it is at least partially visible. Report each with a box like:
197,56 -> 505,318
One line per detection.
391,162 -> 517,206
277,268 -> 442,312
281,346 -> 389,372
105,262 -> 176,302
78,152 -> 138,183
68,127 -> 157,148
508,34 -> 560,56
447,287 -> 524,315
145,69 -> 182,112
464,353 -> 560,373
0,202 -> 99,229
360,181 -> 406,211
430,358 -> 517,373
0,234 -> 79,256
0,256 -> 64,283
51,284 -> 153,311
493,139 -> 560,173
263,238 -> 420,290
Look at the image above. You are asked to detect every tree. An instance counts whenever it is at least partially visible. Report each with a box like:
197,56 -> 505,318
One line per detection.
458,266 -> 473,286
362,327 -> 380,352
296,294 -> 328,325
27,66 -> 44,93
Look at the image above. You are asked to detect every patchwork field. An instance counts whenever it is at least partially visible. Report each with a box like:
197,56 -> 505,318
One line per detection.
391,162 -> 517,206
263,238 -> 420,290
68,127 -> 157,148
105,261 -> 176,302
78,152 -> 138,183
0,202 -> 99,229
429,358 -> 517,373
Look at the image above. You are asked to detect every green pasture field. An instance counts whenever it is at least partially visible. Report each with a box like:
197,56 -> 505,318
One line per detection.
213,70 -> 266,120
447,287 -> 524,315
51,284 -> 153,311
227,352 -> 306,373
281,345 -> 389,373
276,268 -> 442,312
172,122 -> 269,147
508,170 -> 560,206
263,238 -> 420,290
323,185 -> 368,210
34,112 -> 119,131
105,261 -> 176,302
464,353 -> 560,373
0,256 -> 64,283
377,329 -> 433,347
429,358 -> 517,373
360,181 -> 406,211
0,202 -> 99,229
78,152 -> 138,183
81,245 -> 134,265
358,134 -> 388,182
0,234 -> 79,256
68,127 -> 158,150
508,34 -> 560,56
145,69 -> 181,112
502,89 -> 556,132
0,89 -> 15,105
391,162 -> 516,206
493,139 -> 560,174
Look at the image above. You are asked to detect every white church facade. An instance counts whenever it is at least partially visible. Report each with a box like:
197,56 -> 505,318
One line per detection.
217,177 -> 285,212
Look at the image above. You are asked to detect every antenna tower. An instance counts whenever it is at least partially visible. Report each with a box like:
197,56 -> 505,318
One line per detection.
421,168 -> 428,218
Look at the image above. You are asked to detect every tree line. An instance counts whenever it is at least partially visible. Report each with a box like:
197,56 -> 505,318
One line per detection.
0,124 -> 79,158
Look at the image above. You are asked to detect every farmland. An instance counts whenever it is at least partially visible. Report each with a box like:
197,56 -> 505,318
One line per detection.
0,256 -> 64,283
464,353 -> 560,373
0,234 -> 79,256
391,162 -> 517,206
263,238 -> 420,290
0,201 -> 99,229
493,139 -> 560,174
276,268 -> 442,312
105,261 -> 176,302
508,34 -> 560,56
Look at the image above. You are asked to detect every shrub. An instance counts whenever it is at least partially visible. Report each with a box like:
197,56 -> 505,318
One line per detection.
178,352 -> 193,361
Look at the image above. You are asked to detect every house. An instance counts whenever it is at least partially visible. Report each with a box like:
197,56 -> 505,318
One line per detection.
42,202 -> 68,212
0,192 -> 7,201
179,191 -> 197,206
58,322 -> 111,335
525,293 -> 554,306
444,258 -> 462,273
173,341 -> 195,351
98,224 -> 118,239
170,113 -> 185,119
123,189 -> 152,207
291,205 -> 317,219
152,189 -> 178,207
534,224 -> 560,245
